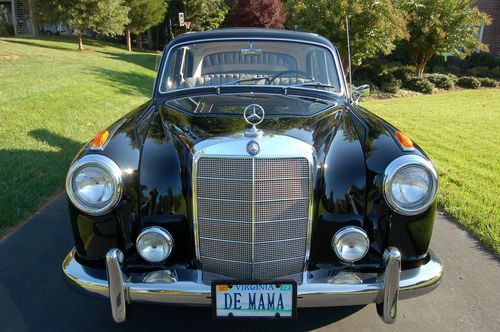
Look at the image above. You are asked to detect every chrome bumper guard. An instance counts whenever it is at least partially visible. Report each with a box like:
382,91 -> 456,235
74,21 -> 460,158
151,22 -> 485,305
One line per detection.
62,247 -> 443,324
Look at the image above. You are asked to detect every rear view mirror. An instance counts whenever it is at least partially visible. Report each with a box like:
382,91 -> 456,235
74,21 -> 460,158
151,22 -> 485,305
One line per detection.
241,42 -> 262,56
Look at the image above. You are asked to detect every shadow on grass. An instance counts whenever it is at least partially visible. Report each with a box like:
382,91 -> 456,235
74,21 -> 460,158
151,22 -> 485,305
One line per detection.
1,35 -> 97,51
97,50 -> 159,72
88,67 -> 155,97
2,35 -> 160,72
0,129 -> 82,233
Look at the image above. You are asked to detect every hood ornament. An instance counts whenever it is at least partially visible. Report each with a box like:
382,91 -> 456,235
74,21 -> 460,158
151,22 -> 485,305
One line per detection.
244,103 -> 264,138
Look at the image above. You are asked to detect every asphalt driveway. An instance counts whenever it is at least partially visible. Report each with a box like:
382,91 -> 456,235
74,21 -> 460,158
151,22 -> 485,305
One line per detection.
0,194 -> 499,331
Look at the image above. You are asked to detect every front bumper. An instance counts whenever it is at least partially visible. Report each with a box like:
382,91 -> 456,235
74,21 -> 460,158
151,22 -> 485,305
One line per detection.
62,247 -> 443,323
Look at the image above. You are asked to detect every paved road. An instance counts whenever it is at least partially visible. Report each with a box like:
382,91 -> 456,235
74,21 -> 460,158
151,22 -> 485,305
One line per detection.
1,194 -> 499,332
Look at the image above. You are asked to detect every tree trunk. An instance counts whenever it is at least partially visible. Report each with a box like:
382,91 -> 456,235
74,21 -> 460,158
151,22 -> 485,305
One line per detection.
137,33 -> 143,50
78,32 -> 84,51
147,29 -> 153,50
417,63 -> 426,77
126,28 -> 132,52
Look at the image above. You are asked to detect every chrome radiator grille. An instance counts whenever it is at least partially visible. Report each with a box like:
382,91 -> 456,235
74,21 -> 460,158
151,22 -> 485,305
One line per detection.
194,157 -> 310,280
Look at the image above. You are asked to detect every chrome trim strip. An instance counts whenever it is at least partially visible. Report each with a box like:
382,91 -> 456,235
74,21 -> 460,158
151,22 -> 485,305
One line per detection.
197,176 -> 309,181
251,157 -> 256,279
199,236 -> 307,244
197,196 -> 309,203
198,216 -> 307,224
201,255 -> 306,265
157,37 -> 346,96
192,153 -> 201,260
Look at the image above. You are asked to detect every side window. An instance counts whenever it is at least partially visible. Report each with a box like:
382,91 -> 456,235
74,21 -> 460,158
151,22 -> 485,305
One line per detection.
165,48 -> 193,90
307,50 -> 329,83
165,49 -> 182,90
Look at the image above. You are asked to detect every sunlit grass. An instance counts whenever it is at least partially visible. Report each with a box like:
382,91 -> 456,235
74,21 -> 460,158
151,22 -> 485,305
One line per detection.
0,36 -> 159,233
364,89 -> 500,255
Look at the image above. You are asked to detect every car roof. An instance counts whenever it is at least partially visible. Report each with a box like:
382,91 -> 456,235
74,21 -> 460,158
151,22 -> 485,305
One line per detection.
167,28 -> 336,50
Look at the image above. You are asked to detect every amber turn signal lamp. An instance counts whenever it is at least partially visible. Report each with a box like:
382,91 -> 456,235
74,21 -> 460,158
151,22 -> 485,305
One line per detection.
91,130 -> 110,150
395,131 -> 414,151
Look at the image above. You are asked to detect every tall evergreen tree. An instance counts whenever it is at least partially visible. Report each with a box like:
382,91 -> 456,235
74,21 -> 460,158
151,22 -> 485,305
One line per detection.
124,0 -> 167,52
231,0 -> 285,29
33,0 -> 130,50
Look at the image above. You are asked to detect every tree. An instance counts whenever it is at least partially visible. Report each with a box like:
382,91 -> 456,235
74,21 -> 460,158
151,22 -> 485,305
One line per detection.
402,0 -> 491,76
286,0 -> 408,70
232,0 -> 285,28
184,0 -> 228,31
33,0 -> 130,50
125,0 -> 167,52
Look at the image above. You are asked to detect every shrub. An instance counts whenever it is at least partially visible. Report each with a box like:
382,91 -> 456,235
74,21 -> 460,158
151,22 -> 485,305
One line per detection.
404,77 -> 435,94
390,65 -> 416,83
0,16 -> 14,36
447,74 -> 458,83
492,67 -> 500,79
425,73 -> 455,90
478,77 -> 497,87
431,65 -> 446,74
355,62 -> 388,86
465,66 -> 493,78
456,76 -> 481,89
379,73 -> 402,93
445,65 -> 461,76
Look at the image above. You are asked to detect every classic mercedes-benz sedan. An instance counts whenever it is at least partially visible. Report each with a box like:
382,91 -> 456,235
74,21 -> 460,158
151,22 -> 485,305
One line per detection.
62,29 -> 443,323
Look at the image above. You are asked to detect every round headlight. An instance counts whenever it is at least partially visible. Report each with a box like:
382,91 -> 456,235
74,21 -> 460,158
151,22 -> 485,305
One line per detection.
66,155 -> 122,216
136,227 -> 174,263
332,227 -> 370,263
383,155 -> 438,216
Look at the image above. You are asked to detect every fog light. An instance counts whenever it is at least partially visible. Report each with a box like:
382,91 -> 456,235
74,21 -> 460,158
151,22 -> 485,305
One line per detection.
136,227 -> 174,262
332,227 -> 369,263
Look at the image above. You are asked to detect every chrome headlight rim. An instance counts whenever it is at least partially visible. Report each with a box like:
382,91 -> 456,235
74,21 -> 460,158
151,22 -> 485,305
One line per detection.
136,227 -> 175,263
383,155 -> 438,216
66,154 -> 123,216
332,226 -> 370,263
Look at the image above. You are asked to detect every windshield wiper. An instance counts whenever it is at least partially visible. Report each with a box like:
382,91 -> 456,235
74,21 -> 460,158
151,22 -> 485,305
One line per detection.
290,82 -> 337,90
219,76 -> 272,87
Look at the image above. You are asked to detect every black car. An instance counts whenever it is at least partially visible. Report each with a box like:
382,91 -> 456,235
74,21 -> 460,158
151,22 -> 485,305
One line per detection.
62,29 -> 443,323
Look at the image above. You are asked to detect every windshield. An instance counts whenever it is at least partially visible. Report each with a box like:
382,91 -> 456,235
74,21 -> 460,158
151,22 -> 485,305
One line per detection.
166,94 -> 336,116
159,40 -> 342,94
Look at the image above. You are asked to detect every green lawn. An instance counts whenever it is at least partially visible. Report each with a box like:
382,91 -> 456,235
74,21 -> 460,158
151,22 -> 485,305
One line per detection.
364,89 -> 500,255
0,37 -> 498,256
0,36 -> 158,233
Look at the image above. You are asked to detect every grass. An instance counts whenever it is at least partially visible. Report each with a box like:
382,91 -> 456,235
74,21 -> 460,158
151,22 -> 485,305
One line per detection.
0,36 -> 159,234
364,89 -> 500,255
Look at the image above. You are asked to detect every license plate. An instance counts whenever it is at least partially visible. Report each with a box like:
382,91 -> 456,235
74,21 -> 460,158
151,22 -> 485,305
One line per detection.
212,281 -> 297,319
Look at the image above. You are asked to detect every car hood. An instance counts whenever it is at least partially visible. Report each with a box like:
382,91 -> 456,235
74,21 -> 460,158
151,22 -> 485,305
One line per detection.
158,93 -> 347,150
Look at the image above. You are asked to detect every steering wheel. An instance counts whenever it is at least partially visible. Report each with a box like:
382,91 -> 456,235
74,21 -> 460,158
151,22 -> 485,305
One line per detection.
269,70 -> 313,84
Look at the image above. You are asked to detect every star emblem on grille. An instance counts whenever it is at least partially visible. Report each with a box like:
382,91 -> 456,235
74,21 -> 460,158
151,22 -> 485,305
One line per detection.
246,140 -> 261,156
